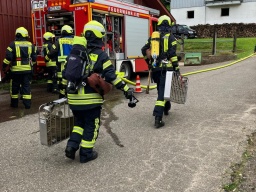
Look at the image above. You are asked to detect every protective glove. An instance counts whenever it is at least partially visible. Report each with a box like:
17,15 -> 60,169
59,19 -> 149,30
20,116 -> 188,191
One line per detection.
124,88 -> 134,100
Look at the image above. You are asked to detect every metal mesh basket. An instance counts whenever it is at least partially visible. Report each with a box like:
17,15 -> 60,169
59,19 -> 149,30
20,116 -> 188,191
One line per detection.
170,73 -> 188,104
39,98 -> 74,146
164,71 -> 188,104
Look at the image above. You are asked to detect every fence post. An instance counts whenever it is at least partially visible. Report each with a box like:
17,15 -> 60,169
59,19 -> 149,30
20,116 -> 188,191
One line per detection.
212,25 -> 217,55
233,32 -> 237,53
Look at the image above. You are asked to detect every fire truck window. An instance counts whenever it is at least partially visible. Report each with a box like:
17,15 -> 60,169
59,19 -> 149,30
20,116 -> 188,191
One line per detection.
114,17 -> 122,53
46,12 -> 74,38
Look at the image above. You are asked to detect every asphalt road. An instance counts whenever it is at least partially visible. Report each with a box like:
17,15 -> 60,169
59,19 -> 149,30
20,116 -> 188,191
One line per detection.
0,55 -> 256,192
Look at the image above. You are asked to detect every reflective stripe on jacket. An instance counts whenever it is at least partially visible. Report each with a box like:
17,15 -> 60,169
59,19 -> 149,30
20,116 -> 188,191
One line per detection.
43,43 -> 56,67
11,41 -> 33,72
58,38 -> 73,62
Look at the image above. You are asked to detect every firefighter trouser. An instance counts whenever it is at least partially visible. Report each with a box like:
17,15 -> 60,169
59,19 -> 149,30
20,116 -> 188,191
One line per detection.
10,73 -> 32,108
57,62 -> 67,98
152,71 -> 171,117
67,107 -> 101,161
46,66 -> 57,92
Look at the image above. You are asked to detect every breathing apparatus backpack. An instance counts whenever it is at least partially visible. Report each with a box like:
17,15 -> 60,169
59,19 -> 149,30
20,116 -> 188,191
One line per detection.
150,31 -> 160,67
63,48 -> 112,96
63,48 -> 90,94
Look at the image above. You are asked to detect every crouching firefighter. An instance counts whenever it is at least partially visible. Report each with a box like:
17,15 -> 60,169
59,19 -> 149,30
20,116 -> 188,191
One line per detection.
141,15 -> 180,128
63,21 -> 135,163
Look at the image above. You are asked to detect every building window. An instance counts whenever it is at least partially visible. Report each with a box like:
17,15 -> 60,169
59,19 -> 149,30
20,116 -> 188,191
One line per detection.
187,11 -> 194,19
221,8 -> 229,16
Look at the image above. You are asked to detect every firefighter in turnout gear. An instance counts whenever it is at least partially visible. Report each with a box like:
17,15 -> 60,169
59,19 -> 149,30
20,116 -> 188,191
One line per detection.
43,32 -> 57,93
2,27 -> 37,109
64,20 -> 134,163
45,25 -> 74,98
141,15 -> 179,128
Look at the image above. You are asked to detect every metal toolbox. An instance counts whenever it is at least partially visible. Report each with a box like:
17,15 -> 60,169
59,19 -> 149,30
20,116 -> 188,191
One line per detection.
164,71 -> 189,104
39,98 -> 74,146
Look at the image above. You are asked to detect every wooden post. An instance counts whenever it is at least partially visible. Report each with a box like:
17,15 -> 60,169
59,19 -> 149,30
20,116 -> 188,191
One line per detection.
232,32 -> 237,53
212,25 -> 216,55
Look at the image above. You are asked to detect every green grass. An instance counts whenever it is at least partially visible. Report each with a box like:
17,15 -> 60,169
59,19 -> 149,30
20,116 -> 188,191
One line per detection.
177,37 -> 256,59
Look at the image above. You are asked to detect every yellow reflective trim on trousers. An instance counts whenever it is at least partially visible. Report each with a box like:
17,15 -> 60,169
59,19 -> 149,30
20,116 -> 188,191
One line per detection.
47,80 -> 53,83
112,77 -> 122,85
7,47 -> 12,52
72,126 -> 84,135
23,94 -> 32,99
68,93 -> 102,99
68,99 -> 103,105
11,94 -> 19,99
57,71 -> 62,77
80,118 -> 100,148
62,78 -> 67,85
11,65 -> 31,71
3,59 -> 10,64
155,100 -> 165,107
81,139 -> 94,148
103,60 -> 112,70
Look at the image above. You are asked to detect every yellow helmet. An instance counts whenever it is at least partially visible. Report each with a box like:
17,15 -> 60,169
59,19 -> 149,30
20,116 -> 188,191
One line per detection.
83,20 -> 106,38
43,32 -> 55,40
157,15 -> 171,26
61,25 -> 73,35
15,27 -> 29,37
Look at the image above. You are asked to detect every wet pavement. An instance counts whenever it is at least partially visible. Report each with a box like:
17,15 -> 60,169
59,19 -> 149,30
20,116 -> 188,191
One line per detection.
1,55 -> 256,192
0,83 -> 59,123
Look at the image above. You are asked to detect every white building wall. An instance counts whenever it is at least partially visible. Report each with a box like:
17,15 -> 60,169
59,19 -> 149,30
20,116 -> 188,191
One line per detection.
171,2 -> 256,26
171,6 -> 205,26
205,3 -> 256,24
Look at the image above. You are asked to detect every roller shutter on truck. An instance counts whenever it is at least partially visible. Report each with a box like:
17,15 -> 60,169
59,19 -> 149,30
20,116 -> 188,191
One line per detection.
124,15 -> 149,58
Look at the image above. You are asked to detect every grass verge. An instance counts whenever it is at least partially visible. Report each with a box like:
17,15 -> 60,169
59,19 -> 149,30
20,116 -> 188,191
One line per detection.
177,37 -> 256,59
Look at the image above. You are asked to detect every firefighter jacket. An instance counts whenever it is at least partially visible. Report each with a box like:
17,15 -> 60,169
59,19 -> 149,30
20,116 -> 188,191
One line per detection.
45,36 -> 74,64
141,31 -> 179,72
2,38 -> 37,74
67,44 -> 129,111
43,41 -> 57,67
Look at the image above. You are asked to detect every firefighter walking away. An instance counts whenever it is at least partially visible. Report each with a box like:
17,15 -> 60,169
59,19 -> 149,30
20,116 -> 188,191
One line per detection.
141,15 -> 180,128
2,27 -> 37,109
45,25 -> 74,98
63,20 -> 134,163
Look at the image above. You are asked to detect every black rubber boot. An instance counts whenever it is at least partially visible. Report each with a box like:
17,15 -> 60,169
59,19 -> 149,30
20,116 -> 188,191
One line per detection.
80,151 -> 98,163
164,102 -> 171,116
65,146 -> 76,160
155,116 -> 165,128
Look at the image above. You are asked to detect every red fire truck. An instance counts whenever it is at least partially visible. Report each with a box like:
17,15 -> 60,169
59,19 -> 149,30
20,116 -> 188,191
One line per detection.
31,0 -> 161,79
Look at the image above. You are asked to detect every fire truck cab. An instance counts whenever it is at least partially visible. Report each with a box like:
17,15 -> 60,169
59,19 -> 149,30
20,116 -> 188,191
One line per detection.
31,0 -> 160,79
